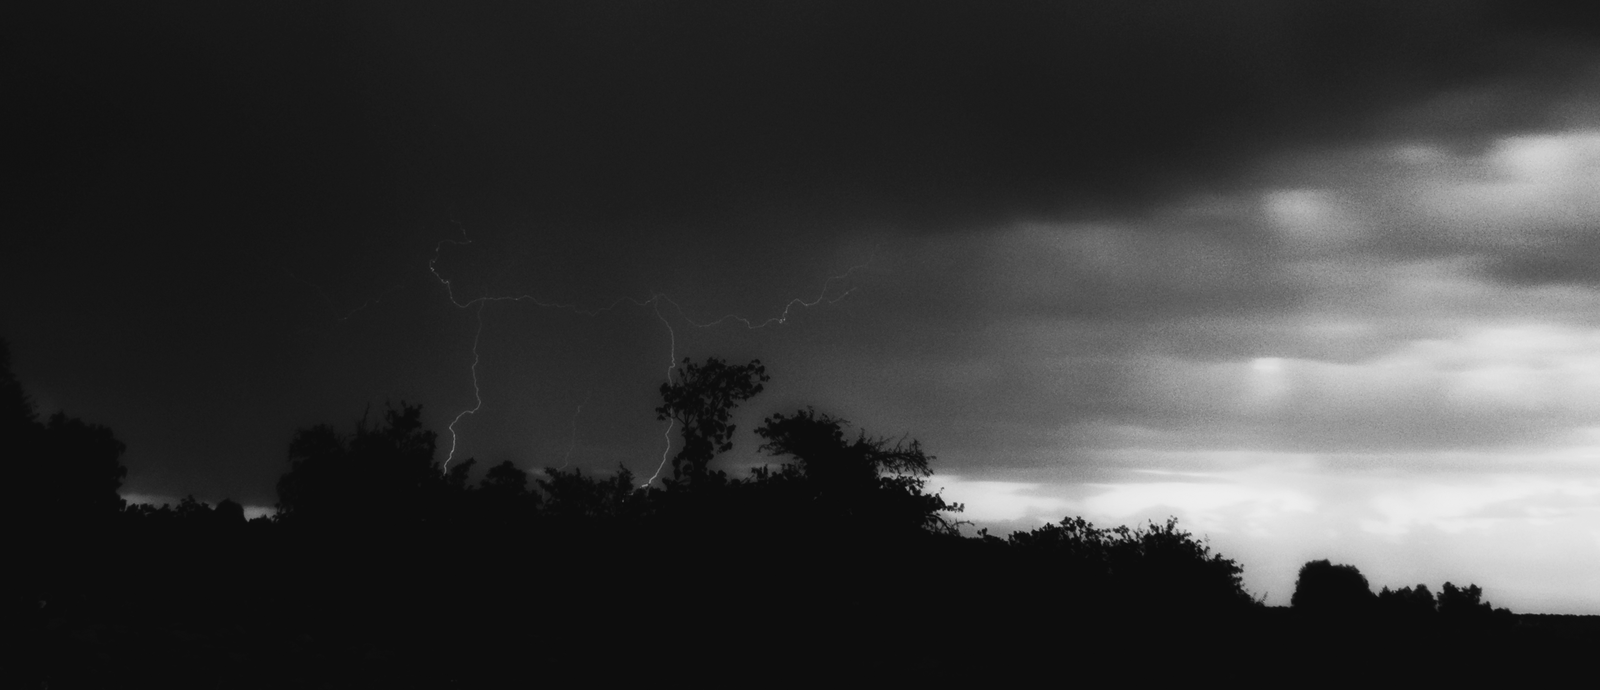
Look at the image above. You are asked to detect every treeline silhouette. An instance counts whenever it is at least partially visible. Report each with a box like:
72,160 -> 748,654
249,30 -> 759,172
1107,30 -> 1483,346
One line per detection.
7,340 -> 1592,685
1292,559 -> 1516,633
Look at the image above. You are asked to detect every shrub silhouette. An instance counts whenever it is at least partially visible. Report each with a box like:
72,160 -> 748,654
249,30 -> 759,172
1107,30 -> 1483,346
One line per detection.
1007,516 -> 1256,616
535,465 -> 641,522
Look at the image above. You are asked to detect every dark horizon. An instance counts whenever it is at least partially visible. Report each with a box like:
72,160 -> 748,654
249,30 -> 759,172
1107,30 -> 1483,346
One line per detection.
8,1 -> 1600,614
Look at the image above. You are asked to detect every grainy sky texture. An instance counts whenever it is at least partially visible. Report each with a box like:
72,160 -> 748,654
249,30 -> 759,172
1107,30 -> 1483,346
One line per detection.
6,1 -> 1600,611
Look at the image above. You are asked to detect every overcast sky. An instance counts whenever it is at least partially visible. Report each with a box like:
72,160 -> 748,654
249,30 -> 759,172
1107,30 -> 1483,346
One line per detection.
6,1 -> 1600,612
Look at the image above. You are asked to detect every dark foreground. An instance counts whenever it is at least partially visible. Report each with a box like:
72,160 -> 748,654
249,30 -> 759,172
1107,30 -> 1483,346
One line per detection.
19,525 -> 1598,688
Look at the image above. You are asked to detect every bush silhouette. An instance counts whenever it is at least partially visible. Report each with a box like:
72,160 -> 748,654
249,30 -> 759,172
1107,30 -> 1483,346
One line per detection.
1006,515 -> 1256,616
535,465 -> 641,522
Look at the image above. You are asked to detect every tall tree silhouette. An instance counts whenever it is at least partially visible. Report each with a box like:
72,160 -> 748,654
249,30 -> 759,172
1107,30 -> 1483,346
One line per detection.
654,357 -> 769,487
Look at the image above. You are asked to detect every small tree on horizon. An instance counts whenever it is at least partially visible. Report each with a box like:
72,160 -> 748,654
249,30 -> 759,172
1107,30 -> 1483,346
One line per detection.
1378,583 -> 1437,619
274,402 -> 447,530
1291,559 -> 1376,615
752,406 -> 962,535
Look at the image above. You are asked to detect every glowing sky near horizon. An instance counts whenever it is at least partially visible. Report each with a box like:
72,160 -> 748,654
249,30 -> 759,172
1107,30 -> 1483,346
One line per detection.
927,130 -> 1600,612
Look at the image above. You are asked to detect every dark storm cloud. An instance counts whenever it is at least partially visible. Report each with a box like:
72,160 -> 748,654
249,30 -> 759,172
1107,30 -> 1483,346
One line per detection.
10,0 -> 1599,246
10,0 -> 1598,333
381,0 -> 1599,233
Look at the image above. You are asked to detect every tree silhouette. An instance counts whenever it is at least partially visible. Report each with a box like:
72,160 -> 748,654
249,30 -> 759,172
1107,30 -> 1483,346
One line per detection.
1438,581 -> 1514,632
1,337 -> 35,432
274,402 -> 447,530
752,406 -> 961,535
1378,583 -> 1437,619
33,413 -> 129,524
482,460 -> 531,497
655,357 -> 768,486
477,460 -> 541,525
3,338 -> 129,545
1439,582 -> 1489,616
535,465 -> 641,522
1291,559 -> 1375,616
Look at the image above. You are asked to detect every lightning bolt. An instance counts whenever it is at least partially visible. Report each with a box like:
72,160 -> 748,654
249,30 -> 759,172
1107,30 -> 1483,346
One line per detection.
428,228 -> 876,480
644,299 -> 678,488
288,271 -> 405,324
658,260 -> 867,331
443,300 -> 487,470
635,257 -> 872,488
556,391 -> 592,471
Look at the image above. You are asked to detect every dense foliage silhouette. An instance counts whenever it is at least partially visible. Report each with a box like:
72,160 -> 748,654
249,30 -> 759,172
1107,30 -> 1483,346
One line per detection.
749,406 -> 961,535
275,402 -> 457,531
1291,559 -> 1376,616
1287,559 -> 1520,662
656,356 -> 769,487
1006,516 -> 1257,616
7,339 -> 130,600
8,345 -> 1587,685
1378,583 -> 1439,620
1439,581 -> 1517,632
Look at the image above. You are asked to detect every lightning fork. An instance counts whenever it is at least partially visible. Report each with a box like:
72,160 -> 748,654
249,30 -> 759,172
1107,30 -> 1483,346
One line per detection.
429,229 -> 876,481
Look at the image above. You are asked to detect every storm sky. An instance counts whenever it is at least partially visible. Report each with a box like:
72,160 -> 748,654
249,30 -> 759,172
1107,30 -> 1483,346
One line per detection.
7,1 -> 1600,611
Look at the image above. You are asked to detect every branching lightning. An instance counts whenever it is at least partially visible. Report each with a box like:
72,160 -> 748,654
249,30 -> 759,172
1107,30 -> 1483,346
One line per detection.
660,264 -> 865,330
428,229 -> 875,482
